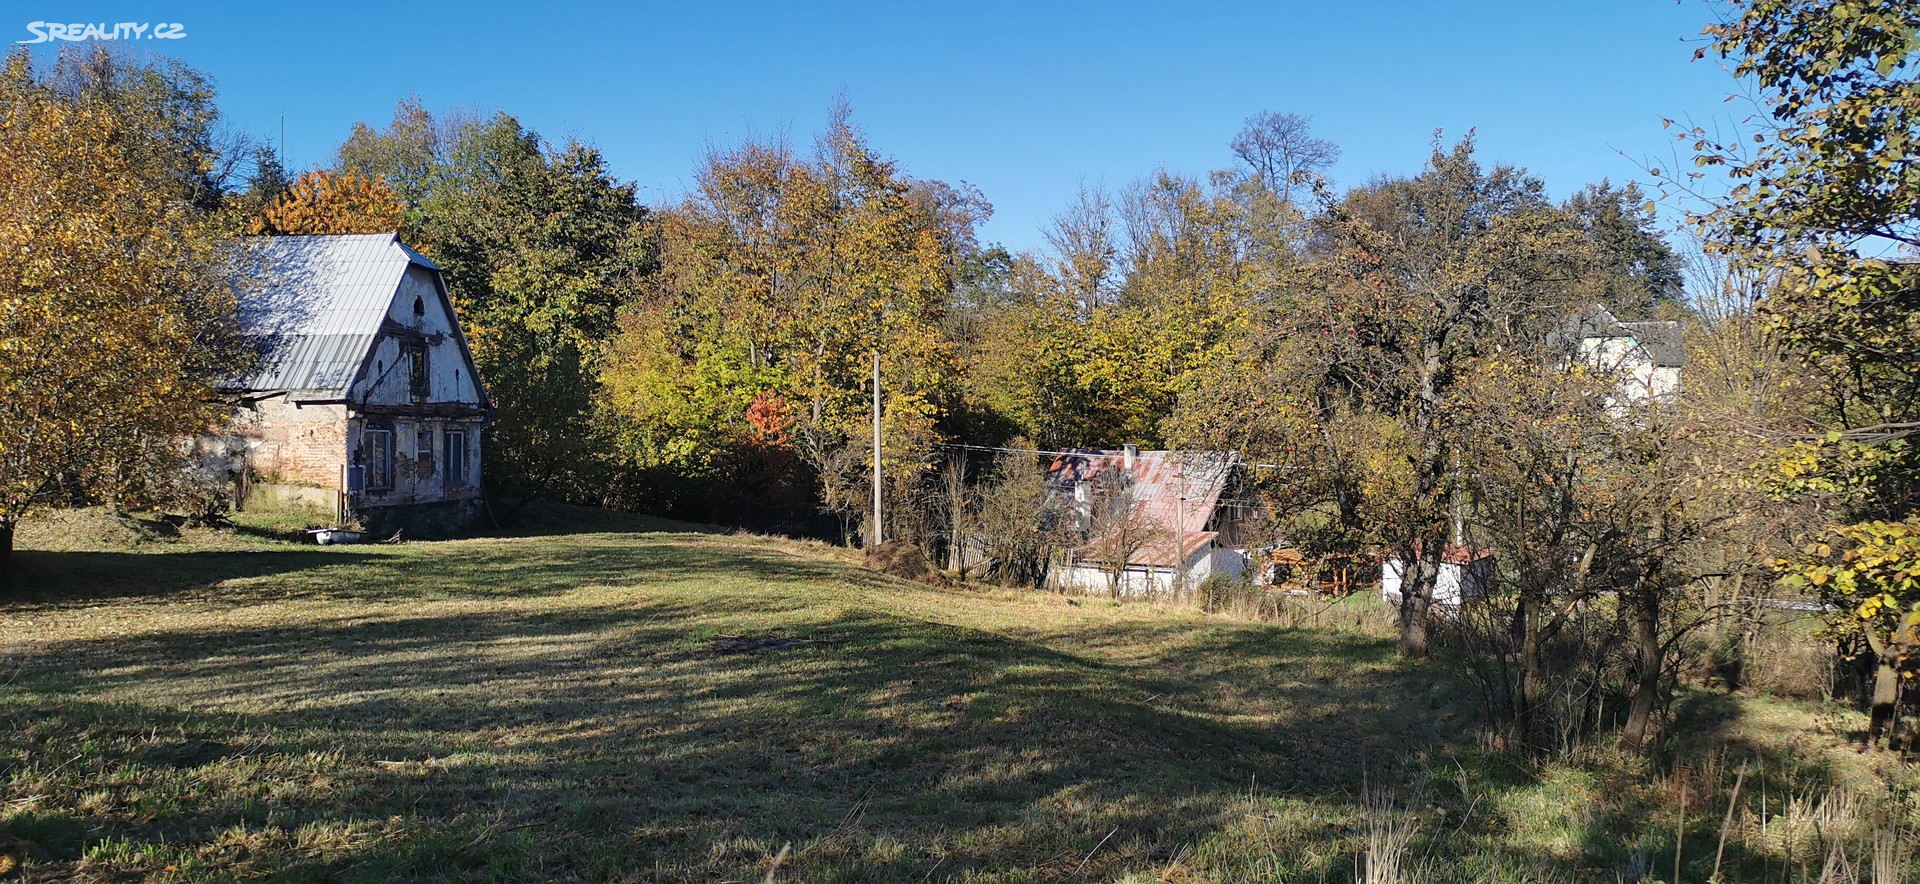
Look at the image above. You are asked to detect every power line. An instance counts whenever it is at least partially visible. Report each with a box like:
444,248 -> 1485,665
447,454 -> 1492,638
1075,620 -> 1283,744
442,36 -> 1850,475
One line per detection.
931,442 -> 1325,472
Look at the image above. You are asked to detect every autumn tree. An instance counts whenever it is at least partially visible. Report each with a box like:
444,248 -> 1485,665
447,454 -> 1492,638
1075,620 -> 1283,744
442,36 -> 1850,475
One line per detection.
1673,0 -> 1920,747
209,144 -> 290,236
1229,110 -> 1340,209
1083,473 -> 1163,598
1439,350 -> 1619,752
952,252 -> 1106,450
1174,135 -> 1592,658
962,445 -> 1065,586
337,95 -> 450,226
1562,181 -> 1686,320
1044,183 -> 1123,313
253,168 -> 406,235
964,170 -> 1259,453
44,46 -> 234,212
1081,172 -> 1258,446
424,118 -> 647,512
0,49 -> 250,576
607,105 -> 978,538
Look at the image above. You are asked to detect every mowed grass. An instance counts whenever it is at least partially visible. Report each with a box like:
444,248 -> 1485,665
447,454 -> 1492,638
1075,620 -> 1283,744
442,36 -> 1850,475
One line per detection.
0,510 -> 1891,882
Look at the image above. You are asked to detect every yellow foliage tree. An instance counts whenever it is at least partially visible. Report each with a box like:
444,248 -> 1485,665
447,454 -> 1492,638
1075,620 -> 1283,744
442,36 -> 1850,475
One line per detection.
609,104 -> 974,539
0,50 -> 251,573
253,168 -> 405,235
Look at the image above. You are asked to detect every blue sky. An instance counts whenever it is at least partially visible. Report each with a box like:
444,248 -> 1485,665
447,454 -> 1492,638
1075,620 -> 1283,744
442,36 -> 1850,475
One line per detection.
15,1 -> 1743,251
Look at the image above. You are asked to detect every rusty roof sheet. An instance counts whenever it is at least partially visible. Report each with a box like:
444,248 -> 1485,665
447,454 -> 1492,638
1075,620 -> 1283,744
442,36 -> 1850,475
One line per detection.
229,233 -> 429,397
1052,449 -> 1236,568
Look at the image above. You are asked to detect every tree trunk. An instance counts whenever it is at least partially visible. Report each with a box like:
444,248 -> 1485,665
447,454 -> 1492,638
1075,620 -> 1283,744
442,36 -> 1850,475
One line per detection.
0,517 -> 14,586
1515,594 -> 1545,752
1862,630 -> 1902,750
1868,656 -> 1899,750
1621,587 -> 1662,753
1398,557 -> 1436,659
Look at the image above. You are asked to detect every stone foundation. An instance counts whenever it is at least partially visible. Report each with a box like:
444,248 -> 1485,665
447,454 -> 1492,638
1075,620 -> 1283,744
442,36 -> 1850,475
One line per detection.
354,498 -> 487,539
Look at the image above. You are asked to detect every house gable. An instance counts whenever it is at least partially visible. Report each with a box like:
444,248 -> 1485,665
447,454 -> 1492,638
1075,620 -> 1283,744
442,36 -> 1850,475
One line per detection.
231,233 -> 490,412
347,264 -> 487,409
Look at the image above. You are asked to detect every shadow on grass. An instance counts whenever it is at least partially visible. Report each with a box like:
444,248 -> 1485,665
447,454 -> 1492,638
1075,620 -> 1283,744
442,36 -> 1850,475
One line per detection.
0,530 -> 868,615
0,547 -> 384,609
0,532 -> 1476,881
224,520 -> 315,544
1539,690 -> 1884,883
487,500 -> 726,539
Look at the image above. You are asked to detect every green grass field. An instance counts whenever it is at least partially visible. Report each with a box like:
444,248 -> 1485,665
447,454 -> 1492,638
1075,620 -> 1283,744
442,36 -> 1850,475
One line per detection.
0,509 -> 1903,882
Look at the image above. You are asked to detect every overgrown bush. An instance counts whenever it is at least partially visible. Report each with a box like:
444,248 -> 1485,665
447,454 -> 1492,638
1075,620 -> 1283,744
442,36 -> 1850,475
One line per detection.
1195,572 -> 1262,616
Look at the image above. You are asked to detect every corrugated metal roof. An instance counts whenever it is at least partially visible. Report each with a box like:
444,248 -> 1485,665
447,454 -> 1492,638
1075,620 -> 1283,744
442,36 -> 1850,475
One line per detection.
1052,449 -> 1237,568
230,233 -> 426,396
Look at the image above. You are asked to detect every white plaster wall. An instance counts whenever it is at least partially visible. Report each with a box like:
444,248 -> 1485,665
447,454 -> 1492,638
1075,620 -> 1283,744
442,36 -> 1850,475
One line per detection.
1380,558 -> 1491,608
1649,365 -> 1681,399
1210,547 -> 1249,582
1051,547 -> 1217,597
352,267 -> 484,407
1580,335 -> 1679,406
346,417 -> 482,506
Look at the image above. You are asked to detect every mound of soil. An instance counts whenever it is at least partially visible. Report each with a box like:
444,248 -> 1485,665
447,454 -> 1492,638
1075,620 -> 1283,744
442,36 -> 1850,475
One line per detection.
863,541 -> 947,585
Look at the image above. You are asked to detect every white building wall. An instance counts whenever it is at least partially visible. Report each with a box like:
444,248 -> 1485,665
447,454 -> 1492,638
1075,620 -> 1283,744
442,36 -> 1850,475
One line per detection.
335,265 -> 487,510
1648,365 -> 1681,399
1380,558 -> 1492,609
1579,335 -> 1679,405
1052,546 -> 1229,597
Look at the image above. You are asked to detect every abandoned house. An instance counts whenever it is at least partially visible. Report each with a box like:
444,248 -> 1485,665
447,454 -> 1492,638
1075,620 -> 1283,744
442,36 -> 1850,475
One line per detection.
1561,304 -> 1687,404
1046,446 -> 1254,596
216,233 -> 491,536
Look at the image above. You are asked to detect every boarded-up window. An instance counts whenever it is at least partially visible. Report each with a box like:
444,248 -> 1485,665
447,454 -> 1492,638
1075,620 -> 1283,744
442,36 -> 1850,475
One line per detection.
363,429 -> 393,491
444,429 -> 468,487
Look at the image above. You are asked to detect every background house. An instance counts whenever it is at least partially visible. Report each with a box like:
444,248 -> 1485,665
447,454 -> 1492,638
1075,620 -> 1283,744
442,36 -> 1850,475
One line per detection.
1046,446 -> 1253,596
1563,304 -> 1687,403
217,233 -> 491,536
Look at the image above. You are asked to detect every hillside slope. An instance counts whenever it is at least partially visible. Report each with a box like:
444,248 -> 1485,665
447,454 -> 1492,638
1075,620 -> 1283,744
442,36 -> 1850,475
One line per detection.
0,516 -> 1884,882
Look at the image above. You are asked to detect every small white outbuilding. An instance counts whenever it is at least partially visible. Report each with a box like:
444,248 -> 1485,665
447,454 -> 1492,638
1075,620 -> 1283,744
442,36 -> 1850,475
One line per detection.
1380,547 -> 1494,610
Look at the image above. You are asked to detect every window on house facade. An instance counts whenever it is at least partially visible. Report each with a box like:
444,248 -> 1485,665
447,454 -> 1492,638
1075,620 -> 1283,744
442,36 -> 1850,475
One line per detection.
415,427 -> 433,471
444,429 -> 469,487
363,428 -> 394,491
406,342 -> 429,403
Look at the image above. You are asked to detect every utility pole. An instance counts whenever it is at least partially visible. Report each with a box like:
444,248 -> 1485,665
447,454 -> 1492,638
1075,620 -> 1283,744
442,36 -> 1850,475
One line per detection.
1173,451 -> 1185,597
871,349 -> 883,547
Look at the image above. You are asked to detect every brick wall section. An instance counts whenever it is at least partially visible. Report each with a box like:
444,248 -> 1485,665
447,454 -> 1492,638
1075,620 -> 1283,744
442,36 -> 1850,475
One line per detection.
232,400 -> 347,490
